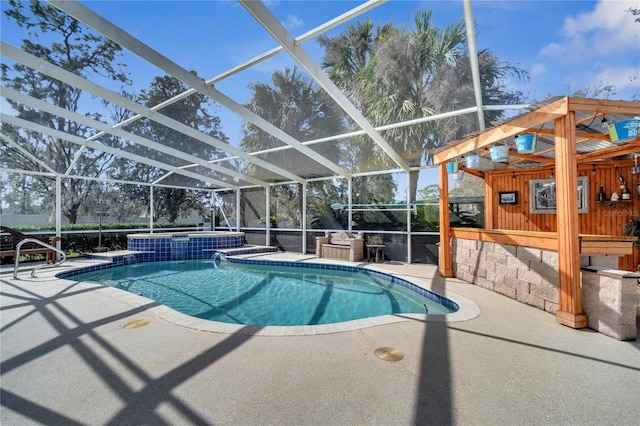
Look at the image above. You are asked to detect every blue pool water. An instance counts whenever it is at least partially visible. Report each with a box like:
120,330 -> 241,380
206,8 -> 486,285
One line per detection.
68,260 -> 456,326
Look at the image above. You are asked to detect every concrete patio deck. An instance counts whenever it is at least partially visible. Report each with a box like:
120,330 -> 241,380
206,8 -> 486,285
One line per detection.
1,253 -> 639,425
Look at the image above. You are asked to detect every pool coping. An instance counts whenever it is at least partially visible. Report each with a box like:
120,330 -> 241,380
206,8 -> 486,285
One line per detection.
36,255 -> 480,336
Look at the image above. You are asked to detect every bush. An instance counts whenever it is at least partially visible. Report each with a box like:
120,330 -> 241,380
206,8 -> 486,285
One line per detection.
7,222 -> 198,257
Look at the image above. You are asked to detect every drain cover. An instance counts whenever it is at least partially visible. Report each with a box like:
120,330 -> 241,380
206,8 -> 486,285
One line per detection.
123,319 -> 150,329
374,347 -> 404,362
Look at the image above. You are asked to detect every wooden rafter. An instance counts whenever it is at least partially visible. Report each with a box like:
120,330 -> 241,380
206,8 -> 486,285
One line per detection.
434,97 -> 569,163
435,97 -> 639,166
535,128 -> 611,141
567,98 -> 640,115
458,166 -> 484,178
507,151 -> 555,164
577,140 -> 640,162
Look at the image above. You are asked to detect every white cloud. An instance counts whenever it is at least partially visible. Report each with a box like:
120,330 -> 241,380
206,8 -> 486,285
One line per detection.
590,66 -> 640,91
536,0 -> 639,98
283,14 -> 303,30
530,63 -> 547,79
540,0 -> 638,62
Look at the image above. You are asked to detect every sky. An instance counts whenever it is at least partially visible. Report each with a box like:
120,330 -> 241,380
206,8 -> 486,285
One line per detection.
1,0 -> 639,197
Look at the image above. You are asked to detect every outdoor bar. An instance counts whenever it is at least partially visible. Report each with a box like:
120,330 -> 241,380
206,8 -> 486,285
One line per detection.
435,97 -> 640,340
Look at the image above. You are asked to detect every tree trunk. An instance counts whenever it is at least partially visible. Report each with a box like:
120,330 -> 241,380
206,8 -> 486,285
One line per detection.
358,176 -> 368,205
67,208 -> 78,224
409,170 -> 420,203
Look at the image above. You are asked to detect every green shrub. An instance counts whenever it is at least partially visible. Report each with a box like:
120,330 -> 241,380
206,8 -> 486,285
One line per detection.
7,222 -> 198,257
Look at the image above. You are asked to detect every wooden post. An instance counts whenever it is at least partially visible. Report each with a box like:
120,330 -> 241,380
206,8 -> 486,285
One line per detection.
439,163 -> 453,277
483,172 -> 494,229
554,113 -> 587,328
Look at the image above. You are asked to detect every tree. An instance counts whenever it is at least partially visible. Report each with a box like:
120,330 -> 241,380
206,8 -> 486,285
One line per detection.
323,11 -> 467,202
420,48 -> 527,147
418,184 -> 439,201
321,9 -> 528,202
108,74 -> 228,222
450,173 -> 484,197
242,67 -> 344,174
241,67 -> 346,228
371,10 -> 487,201
0,174 -> 48,214
318,20 -> 394,206
307,179 -> 349,229
1,0 -> 130,223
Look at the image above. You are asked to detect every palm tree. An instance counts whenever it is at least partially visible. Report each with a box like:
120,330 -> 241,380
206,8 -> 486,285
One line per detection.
241,67 -> 346,228
242,67 -> 344,177
419,48 -> 528,153
365,10 -> 467,201
321,9 -> 527,202
318,20 -> 393,112
318,20 -> 394,206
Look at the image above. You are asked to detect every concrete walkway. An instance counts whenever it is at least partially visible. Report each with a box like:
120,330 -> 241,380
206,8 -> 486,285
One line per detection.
1,254 -> 639,425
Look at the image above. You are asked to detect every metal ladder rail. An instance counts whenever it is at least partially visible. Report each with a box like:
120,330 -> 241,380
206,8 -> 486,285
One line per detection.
13,238 -> 67,279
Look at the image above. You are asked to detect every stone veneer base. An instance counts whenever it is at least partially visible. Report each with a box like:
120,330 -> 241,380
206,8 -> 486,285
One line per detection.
451,238 -> 638,340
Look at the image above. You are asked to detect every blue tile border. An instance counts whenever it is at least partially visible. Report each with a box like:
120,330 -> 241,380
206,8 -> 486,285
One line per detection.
126,234 -> 245,261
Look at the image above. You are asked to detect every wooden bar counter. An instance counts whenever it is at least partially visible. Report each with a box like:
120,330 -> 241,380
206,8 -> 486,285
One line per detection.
450,228 -> 636,256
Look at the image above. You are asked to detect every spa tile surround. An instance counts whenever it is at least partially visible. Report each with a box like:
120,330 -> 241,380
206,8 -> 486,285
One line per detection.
127,232 -> 245,262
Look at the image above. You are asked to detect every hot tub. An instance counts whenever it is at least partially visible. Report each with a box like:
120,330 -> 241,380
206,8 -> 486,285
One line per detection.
127,231 -> 245,262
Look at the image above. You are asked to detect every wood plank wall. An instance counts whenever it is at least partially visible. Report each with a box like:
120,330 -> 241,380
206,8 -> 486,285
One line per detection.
486,159 -> 639,270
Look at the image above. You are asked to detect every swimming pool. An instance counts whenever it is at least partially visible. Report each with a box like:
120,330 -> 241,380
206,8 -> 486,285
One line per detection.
66,259 -> 457,326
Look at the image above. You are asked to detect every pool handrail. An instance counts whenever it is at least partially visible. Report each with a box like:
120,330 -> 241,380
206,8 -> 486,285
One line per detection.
13,238 -> 67,279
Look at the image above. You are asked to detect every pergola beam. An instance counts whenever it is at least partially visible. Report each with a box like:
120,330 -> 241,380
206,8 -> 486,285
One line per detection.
567,98 -> 640,115
438,162 -> 452,277
434,97 -> 569,164
505,151 -> 556,164
577,140 -> 640,162
535,128 -> 611,141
